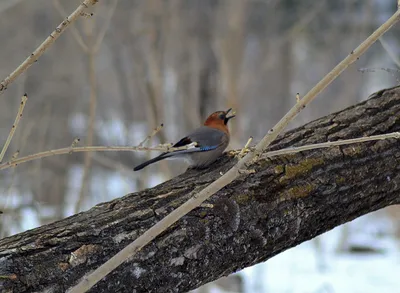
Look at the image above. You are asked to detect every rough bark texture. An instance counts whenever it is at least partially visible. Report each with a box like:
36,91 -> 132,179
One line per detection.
1,86 -> 400,293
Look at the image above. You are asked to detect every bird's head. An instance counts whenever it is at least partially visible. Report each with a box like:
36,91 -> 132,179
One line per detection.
204,108 -> 236,131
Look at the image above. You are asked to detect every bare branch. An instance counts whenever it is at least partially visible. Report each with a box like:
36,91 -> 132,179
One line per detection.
4,132 -> 398,174
0,94 -> 27,163
0,0 -> 98,95
0,144 -> 192,171
264,132 -> 400,157
68,9 -> 400,293
52,0 -> 90,52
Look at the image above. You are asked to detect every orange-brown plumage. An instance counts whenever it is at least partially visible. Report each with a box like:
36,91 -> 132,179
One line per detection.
203,109 -> 235,134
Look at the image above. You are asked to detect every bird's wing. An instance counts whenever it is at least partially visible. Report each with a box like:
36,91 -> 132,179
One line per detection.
173,136 -> 195,148
172,126 -> 226,151
134,126 -> 228,170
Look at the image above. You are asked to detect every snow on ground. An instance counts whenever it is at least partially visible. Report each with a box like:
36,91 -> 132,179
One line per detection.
240,222 -> 399,293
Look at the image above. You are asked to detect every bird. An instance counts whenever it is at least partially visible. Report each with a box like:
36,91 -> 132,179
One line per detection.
133,108 -> 235,171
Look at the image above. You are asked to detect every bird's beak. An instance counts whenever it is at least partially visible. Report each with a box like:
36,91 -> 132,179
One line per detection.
224,108 -> 236,124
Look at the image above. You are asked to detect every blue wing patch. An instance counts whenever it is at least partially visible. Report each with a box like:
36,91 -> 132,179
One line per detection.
200,145 -> 218,151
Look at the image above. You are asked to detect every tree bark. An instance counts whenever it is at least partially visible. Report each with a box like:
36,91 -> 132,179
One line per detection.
1,86 -> 400,293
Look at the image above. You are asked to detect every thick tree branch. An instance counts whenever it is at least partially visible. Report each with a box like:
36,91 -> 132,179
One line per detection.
1,86 -> 400,292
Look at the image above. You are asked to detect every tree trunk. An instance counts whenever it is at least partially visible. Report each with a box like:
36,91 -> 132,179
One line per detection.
1,86 -> 400,293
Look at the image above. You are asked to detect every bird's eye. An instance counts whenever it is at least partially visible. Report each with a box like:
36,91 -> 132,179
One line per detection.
219,113 -> 225,119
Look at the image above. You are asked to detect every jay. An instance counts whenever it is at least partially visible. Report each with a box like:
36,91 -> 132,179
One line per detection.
133,108 -> 235,171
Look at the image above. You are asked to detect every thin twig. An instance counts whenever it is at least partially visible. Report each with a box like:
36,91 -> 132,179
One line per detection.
237,136 -> 253,158
0,144 -> 193,171
138,124 -> 164,147
264,132 -> 400,158
0,94 -> 28,163
0,0 -> 98,95
67,8 -> 400,293
52,0 -> 90,53
229,132 -> 400,158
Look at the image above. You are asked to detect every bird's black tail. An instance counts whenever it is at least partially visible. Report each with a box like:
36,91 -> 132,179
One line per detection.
133,153 -> 171,171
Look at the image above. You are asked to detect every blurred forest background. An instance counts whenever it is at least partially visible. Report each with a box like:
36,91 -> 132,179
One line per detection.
1,0 -> 400,292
